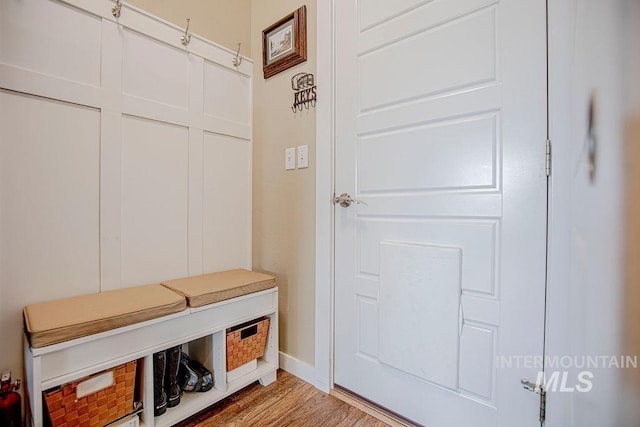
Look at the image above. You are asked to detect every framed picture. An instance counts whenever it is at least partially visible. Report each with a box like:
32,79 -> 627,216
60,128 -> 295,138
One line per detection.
262,6 -> 307,79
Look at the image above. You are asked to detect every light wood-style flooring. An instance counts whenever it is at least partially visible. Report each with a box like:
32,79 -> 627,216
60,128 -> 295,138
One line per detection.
174,370 -> 389,427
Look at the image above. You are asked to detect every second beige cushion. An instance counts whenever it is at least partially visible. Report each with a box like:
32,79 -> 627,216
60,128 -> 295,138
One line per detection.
162,269 -> 276,308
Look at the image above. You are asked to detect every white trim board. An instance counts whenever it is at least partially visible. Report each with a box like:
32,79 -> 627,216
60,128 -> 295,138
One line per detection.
314,0 -> 334,395
279,352 -> 317,387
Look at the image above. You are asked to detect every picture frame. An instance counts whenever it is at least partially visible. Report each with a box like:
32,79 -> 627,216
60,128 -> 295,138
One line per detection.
262,6 -> 307,79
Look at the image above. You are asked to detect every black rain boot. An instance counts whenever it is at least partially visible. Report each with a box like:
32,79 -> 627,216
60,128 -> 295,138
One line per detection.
153,350 -> 168,416
165,345 -> 182,408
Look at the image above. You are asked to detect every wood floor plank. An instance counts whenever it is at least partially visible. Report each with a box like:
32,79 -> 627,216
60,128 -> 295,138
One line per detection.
173,370 -> 389,426
276,392 -> 356,426
225,377 -> 317,425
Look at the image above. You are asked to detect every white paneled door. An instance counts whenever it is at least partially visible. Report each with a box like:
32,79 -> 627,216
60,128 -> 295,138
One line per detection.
333,0 -> 548,426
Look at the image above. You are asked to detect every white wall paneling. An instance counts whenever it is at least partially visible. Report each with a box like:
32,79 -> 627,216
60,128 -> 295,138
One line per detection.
122,30 -> 189,108
0,0 -> 253,383
204,61 -> 251,126
202,133 -> 252,273
120,115 -> 190,285
0,0 -> 102,87
0,90 -> 102,384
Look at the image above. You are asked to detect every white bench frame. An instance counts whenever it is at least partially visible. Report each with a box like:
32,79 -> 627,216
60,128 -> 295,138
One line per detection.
24,288 -> 278,427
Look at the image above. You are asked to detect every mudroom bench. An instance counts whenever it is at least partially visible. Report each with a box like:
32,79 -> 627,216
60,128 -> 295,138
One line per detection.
23,270 -> 278,427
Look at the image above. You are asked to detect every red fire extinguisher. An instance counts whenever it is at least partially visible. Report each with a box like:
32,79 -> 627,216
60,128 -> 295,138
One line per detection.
0,371 -> 21,427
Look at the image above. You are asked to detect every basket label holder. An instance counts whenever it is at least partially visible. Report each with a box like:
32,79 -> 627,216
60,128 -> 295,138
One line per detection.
240,324 -> 258,340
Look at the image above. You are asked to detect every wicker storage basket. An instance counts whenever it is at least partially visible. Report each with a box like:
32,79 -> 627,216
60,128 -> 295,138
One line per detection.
226,317 -> 270,371
43,360 -> 137,427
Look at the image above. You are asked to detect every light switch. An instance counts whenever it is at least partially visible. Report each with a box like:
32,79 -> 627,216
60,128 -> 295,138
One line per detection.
297,145 -> 309,169
285,147 -> 296,170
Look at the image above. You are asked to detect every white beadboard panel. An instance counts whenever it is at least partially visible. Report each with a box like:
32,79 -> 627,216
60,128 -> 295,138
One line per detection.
378,242 -> 461,390
0,0 -> 101,87
121,115 -> 189,286
202,132 -> 251,273
358,114 -> 498,193
204,61 -> 251,126
359,218 -> 498,295
459,323 -> 495,401
358,7 -> 497,111
122,29 -> 189,109
0,90 -> 100,376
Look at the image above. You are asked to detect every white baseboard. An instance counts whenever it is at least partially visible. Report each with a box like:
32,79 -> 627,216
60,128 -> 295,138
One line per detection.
278,352 -> 317,387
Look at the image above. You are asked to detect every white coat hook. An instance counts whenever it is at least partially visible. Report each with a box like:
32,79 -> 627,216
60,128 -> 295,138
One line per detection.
181,18 -> 191,46
112,0 -> 122,18
233,43 -> 243,68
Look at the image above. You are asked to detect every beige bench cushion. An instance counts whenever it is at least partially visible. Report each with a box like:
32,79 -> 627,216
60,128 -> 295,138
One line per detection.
162,269 -> 276,308
24,284 -> 187,348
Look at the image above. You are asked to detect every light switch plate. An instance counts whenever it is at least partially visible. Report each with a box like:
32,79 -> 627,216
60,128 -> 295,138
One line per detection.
297,145 -> 309,169
285,147 -> 296,170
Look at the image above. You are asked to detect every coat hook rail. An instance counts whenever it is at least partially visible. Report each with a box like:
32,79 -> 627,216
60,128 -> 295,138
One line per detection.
112,0 -> 121,18
181,18 -> 191,46
233,43 -> 243,68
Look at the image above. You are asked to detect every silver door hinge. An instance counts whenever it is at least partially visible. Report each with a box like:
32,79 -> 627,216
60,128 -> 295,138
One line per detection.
546,139 -> 552,177
521,379 -> 546,423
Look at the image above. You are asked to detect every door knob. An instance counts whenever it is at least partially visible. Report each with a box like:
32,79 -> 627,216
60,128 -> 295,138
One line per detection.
333,193 -> 366,208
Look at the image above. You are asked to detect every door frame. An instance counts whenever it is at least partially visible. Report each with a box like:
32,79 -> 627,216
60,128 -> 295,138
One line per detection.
313,0 -> 334,394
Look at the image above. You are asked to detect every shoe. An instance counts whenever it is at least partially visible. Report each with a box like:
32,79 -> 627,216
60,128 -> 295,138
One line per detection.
153,351 -> 167,416
188,359 -> 213,392
179,352 -> 202,392
165,345 -> 182,408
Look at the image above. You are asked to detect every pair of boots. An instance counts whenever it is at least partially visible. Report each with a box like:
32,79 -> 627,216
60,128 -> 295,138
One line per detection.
153,345 -> 182,416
